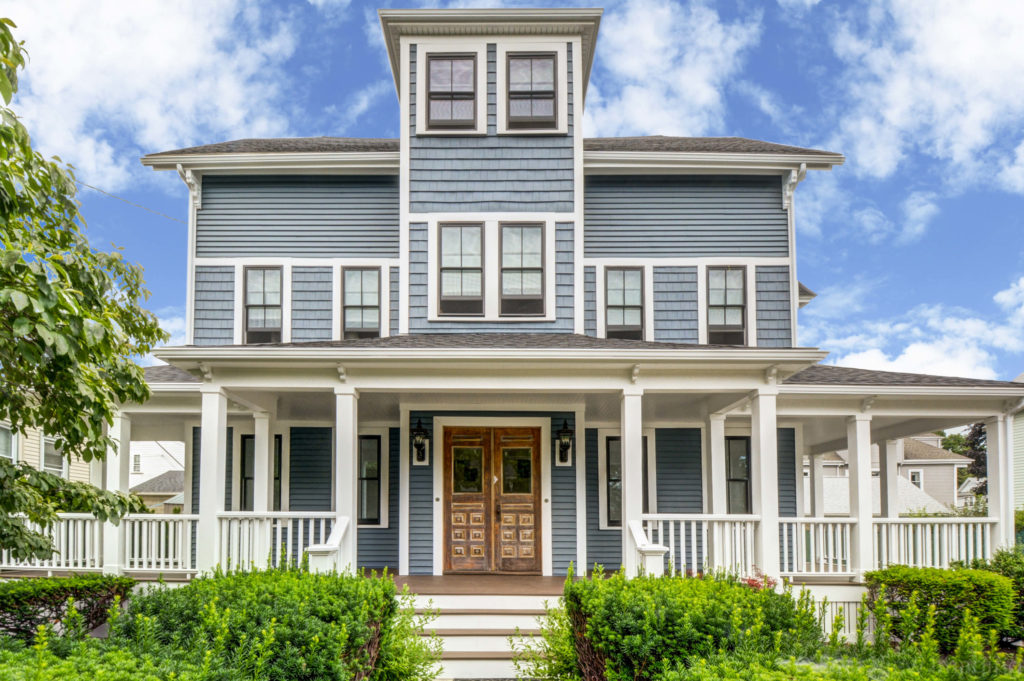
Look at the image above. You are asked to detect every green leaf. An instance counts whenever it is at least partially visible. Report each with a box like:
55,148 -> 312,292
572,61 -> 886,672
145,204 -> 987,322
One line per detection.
9,289 -> 27,310
11,317 -> 31,336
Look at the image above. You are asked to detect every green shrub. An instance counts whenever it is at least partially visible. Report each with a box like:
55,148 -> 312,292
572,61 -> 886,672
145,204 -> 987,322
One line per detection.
866,565 -> 1014,652
113,565 -> 438,681
964,547 -> 1024,639
0,574 -> 135,641
515,569 -> 821,681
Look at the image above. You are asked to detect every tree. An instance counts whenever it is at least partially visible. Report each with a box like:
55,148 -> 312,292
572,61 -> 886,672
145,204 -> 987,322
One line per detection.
942,423 -> 987,494
0,18 -> 165,560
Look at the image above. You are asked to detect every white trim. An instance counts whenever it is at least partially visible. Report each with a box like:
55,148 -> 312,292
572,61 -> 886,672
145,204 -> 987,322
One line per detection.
413,38 -> 488,137
143,152 -> 399,174
643,265 -> 654,342
574,405 -> 586,571
194,257 -> 399,267
399,406 -> 410,573
495,40 -> 569,135
430,416 -> 554,576
185,175 -> 198,344
281,263 -> 293,343
571,36 -> 584,335
41,435 -> 69,479
596,428 -> 655,530
357,426 -> 390,529
400,39 -> 412,335
583,256 -> 791,267
907,468 -> 924,489
746,264 -> 757,348
584,151 -> 844,173
697,263 -> 708,344
594,263 -> 605,338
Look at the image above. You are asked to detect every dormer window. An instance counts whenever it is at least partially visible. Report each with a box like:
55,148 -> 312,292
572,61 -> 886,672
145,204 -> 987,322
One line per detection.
427,55 -> 476,129
507,53 -> 556,129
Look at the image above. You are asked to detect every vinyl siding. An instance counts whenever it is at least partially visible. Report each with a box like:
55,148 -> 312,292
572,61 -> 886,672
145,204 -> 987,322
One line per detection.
357,428 -> 400,570
407,412 -> 435,575
407,222 -> 576,332
584,266 -> 597,337
584,175 -> 789,257
197,175 -> 399,257
193,266 -> 234,346
653,267 -> 699,343
291,267 -> 333,342
778,428 -> 797,517
288,427 -> 332,511
585,428 -> 621,572
656,428 -> 703,572
756,266 -> 793,348
389,267 -> 400,336
408,43 -> 574,213
189,426 -> 234,514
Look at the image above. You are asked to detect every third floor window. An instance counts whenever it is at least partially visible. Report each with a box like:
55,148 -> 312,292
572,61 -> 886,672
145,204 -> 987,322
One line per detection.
428,55 -> 476,129
707,267 -> 746,345
440,223 -> 483,315
507,53 -> 556,129
343,268 -> 381,339
245,267 -> 282,344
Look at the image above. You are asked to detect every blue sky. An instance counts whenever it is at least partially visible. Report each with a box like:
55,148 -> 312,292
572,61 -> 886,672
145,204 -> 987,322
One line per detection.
8,0 -> 1024,380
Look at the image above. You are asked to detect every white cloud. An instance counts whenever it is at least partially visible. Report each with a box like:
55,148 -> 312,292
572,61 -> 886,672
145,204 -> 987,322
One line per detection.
583,0 -> 761,136
140,307 -> 187,367
832,341 -> 999,381
8,0 -> 300,190
832,0 -> 1024,183
898,191 -> 939,243
803,279 -> 880,320
777,0 -> 821,10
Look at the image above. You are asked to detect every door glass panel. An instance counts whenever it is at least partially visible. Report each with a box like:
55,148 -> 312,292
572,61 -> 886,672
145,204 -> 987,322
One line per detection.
452,446 -> 483,493
502,448 -> 533,494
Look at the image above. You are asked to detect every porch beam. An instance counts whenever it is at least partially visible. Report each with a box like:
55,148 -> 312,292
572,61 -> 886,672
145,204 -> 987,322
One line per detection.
335,387 -> 359,570
807,418 -> 946,455
197,386 -> 228,573
879,440 -> 900,518
102,413 -> 131,575
750,390 -> 780,580
847,415 -> 874,578
621,387 -> 644,576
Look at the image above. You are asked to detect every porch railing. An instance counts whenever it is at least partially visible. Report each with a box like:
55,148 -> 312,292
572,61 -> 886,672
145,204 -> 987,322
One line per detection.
123,514 -> 198,573
779,519 -> 855,576
217,512 -> 337,569
873,518 -> 996,569
0,514 -> 103,572
641,514 -> 760,577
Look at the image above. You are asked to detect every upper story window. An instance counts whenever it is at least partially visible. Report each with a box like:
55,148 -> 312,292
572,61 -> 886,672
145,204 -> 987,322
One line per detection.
909,469 -> 923,489
507,53 -> 556,129
707,266 -> 745,345
132,453 -> 141,473
500,223 -> 544,316
245,267 -> 282,344
439,223 -> 483,315
343,268 -> 381,339
0,425 -> 13,463
606,268 -> 643,340
43,438 -> 65,478
428,55 -> 476,129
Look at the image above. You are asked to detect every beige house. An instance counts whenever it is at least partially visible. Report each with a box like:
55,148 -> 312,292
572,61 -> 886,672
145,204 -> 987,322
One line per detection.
0,421 -> 92,483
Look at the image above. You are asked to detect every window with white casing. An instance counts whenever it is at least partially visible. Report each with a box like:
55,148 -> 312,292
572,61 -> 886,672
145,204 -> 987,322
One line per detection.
0,425 -> 13,463
909,469 -> 923,489
707,267 -> 746,345
439,224 -> 484,315
245,267 -> 282,344
343,268 -> 381,339
43,438 -> 65,478
606,268 -> 644,340
500,223 -> 544,316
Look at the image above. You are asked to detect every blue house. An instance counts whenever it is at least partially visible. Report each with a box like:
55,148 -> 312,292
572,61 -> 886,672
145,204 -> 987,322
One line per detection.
13,8 -> 1019,678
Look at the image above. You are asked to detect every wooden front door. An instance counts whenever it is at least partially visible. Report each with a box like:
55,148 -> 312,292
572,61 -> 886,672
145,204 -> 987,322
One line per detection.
443,426 -> 541,574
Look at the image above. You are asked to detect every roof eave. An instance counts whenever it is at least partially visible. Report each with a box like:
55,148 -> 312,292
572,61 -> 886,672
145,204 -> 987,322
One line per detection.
140,151 -> 401,174
584,150 -> 845,174
778,383 -> 1024,397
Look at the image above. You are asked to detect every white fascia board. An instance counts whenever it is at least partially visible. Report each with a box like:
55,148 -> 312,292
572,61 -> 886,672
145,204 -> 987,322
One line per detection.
141,152 -> 400,174
583,151 -> 845,174
778,383 -> 1024,398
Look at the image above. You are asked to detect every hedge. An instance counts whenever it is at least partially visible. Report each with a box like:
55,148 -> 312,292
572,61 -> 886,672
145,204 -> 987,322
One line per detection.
866,565 -> 1014,652
962,547 -> 1024,640
0,574 -> 135,641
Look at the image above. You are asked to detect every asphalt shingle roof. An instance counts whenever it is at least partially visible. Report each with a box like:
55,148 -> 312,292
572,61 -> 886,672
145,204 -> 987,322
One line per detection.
144,365 -> 198,383
902,438 -> 970,462
784,364 -> 1022,388
130,470 -> 185,494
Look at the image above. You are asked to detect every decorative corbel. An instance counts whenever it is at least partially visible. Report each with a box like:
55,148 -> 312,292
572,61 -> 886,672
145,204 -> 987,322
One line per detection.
764,365 -> 779,385
336,364 -> 347,383
860,396 -> 876,413
197,362 -> 213,382
631,364 -> 640,384
782,162 -> 807,209
176,163 -> 201,210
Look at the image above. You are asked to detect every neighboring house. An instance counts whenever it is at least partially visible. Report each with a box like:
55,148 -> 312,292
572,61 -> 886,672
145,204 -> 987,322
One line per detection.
958,477 -> 984,508
129,440 -> 185,488
806,476 -> 948,516
130,470 -> 185,512
0,421 -> 91,483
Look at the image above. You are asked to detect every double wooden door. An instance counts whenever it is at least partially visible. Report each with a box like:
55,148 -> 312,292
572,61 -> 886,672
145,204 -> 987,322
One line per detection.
443,426 -> 541,574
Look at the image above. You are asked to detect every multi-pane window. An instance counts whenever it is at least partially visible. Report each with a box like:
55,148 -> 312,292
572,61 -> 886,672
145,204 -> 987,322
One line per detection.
440,224 -> 483,315
245,267 -> 282,344
606,268 -> 643,340
500,223 -> 543,316
726,436 -> 751,514
132,453 -> 141,473
909,470 -> 923,489
605,436 -> 649,528
0,426 -> 13,463
43,439 -> 65,478
239,434 -> 283,512
428,55 -> 476,129
507,53 -> 556,128
343,268 -> 381,339
358,435 -> 382,525
708,267 -> 746,345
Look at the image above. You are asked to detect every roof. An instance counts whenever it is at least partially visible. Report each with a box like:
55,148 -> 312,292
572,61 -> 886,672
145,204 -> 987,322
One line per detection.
812,475 -> 949,516
798,282 -> 817,299
144,135 -> 839,160
130,470 -> 184,495
903,438 -> 969,462
144,364 -> 198,383
784,364 -> 1024,388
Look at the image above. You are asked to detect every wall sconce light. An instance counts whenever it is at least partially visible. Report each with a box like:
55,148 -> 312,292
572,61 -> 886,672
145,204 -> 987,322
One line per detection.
411,418 -> 430,465
556,419 -> 574,466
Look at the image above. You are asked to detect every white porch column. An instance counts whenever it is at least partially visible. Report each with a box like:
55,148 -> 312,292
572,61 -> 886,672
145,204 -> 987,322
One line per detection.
102,413 -> 131,574
621,387 -> 644,575
750,390 -> 780,579
197,386 -> 228,573
879,440 -> 900,518
986,415 -> 1011,547
253,413 -> 271,513
847,415 -> 874,578
707,414 -> 728,514
809,454 -> 825,518
335,387 -> 359,570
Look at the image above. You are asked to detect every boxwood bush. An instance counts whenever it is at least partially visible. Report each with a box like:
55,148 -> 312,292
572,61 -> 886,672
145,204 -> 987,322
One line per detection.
866,565 -> 1014,652
962,547 -> 1024,640
0,574 -> 135,641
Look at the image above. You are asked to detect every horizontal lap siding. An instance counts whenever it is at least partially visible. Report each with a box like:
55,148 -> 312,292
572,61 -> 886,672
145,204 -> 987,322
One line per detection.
777,428 -> 797,517
197,175 -> 399,257
408,412 -> 434,575
389,267 -> 400,335
291,267 -> 332,342
408,43 -> 574,213
653,267 -> 698,343
586,428 -> 621,572
358,428 -> 400,570
549,413 -> 577,576
584,266 -> 597,337
289,427 -> 332,511
756,266 -> 792,348
194,266 -> 234,346
584,175 -> 789,257
656,429 -> 703,572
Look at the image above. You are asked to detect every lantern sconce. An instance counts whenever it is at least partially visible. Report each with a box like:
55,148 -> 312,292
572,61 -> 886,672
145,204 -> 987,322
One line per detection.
555,419 -> 574,466
411,418 -> 430,465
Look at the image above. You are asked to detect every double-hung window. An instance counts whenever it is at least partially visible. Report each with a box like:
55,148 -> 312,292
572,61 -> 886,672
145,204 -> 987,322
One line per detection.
428,55 -> 476,129
343,268 -> 381,339
500,223 -> 544,316
42,438 -> 65,478
358,435 -> 382,525
708,267 -> 746,345
507,53 -> 556,129
604,435 -> 650,528
245,267 -> 282,344
0,425 -> 13,463
726,436 -> 751,514
439,224 -> 483,315
606,268 -> 643,340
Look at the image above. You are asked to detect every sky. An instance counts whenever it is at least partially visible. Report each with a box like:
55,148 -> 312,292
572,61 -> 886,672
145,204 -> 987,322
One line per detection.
6,0 -> 1024,380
